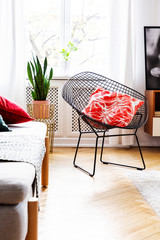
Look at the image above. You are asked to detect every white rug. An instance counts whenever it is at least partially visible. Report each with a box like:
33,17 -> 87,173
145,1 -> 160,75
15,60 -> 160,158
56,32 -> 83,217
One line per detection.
126,170 -> 160,217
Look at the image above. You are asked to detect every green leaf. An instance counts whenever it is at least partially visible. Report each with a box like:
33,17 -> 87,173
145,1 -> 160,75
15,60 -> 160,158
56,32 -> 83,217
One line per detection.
49,68 -> 53,80
30,62 -> 35,78
33,56 -> 38,73
61,41 -> 78,61
31,90 -> 36,100
43,57 -> 47,76
27,63 -> 34,86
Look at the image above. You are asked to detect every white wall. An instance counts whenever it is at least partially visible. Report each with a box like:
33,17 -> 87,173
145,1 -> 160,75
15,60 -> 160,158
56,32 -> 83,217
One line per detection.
133,0 -> 159,93
133,0 -> 160,146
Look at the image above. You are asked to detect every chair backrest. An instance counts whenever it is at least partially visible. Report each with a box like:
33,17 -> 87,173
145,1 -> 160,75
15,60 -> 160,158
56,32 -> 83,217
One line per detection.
62,71 -> 148,130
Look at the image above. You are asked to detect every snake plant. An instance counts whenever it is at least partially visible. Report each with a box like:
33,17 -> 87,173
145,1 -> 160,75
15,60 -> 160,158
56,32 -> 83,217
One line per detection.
27,55 -> 53,100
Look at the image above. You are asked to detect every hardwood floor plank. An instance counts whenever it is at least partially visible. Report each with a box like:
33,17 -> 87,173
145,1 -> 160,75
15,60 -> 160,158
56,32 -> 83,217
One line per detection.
38,147 -> 160,240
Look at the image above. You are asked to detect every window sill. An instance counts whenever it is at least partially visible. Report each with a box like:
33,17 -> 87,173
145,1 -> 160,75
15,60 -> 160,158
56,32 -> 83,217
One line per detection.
52,75 -> 70,80
26,76 -> 70,82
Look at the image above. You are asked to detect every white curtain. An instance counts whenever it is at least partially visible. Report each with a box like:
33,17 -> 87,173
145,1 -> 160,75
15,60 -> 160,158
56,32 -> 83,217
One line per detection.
106,0 -> 133,87
106,0 -> 160,146
106,0 -> 134,146
0,0 -> 25,108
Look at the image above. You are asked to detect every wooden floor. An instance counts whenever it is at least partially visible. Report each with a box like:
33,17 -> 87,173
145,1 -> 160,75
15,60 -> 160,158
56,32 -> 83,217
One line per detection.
38,147 -> 160,240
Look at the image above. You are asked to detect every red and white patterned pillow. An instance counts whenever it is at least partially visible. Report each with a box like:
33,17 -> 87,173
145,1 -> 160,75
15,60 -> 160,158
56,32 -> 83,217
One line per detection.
82,87 -> 144,127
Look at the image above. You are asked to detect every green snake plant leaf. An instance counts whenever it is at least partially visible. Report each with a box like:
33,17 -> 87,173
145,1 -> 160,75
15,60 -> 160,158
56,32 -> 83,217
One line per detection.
34,76 -> 41,100
31,90 -> 37,100
44,78 -> 50,99
43,57 -> 47,76
33,56 -> 38,74
30,62 -> 35,78
27,62 -> 34,86
49,68 -> 53,80
36,56 -> 44,99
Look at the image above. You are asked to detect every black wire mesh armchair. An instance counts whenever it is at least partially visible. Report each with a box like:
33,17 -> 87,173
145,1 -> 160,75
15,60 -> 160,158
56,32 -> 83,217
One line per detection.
62,71 -> 148,177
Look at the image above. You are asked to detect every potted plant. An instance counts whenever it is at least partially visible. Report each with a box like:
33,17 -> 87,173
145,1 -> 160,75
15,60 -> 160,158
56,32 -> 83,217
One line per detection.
27,55 -> 53,119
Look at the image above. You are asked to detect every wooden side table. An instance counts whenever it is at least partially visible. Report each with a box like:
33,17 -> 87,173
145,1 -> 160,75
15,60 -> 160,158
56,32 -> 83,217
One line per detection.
27,104 -> 55,153
144,90 -> 160,136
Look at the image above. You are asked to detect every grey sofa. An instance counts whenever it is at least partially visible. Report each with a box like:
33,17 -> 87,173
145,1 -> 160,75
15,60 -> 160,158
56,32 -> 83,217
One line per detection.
0,122 -> 49,240
0,162 -> 35,240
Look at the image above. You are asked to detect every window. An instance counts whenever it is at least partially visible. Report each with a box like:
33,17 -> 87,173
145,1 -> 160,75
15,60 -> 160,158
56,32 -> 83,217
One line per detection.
24,0 -> 110,77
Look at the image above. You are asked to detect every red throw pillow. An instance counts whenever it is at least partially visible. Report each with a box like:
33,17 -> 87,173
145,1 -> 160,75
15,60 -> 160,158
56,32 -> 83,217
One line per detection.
0,96 -> 34,124
82,87 -> 144,128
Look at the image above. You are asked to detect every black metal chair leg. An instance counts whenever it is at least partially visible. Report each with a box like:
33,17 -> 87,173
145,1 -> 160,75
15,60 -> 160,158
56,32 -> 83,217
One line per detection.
100,132 -> 105,163
135,134 -> 146,170
101,134 -> 146,170
73,132 -> 82,166
73,134 -> 99,177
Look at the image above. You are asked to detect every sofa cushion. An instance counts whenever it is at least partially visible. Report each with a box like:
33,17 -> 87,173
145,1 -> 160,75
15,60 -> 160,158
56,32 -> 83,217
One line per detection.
0,162 -> 35,204
0,96 -> 34,124
0,200 -> 28,240
0,115 -> 11,132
